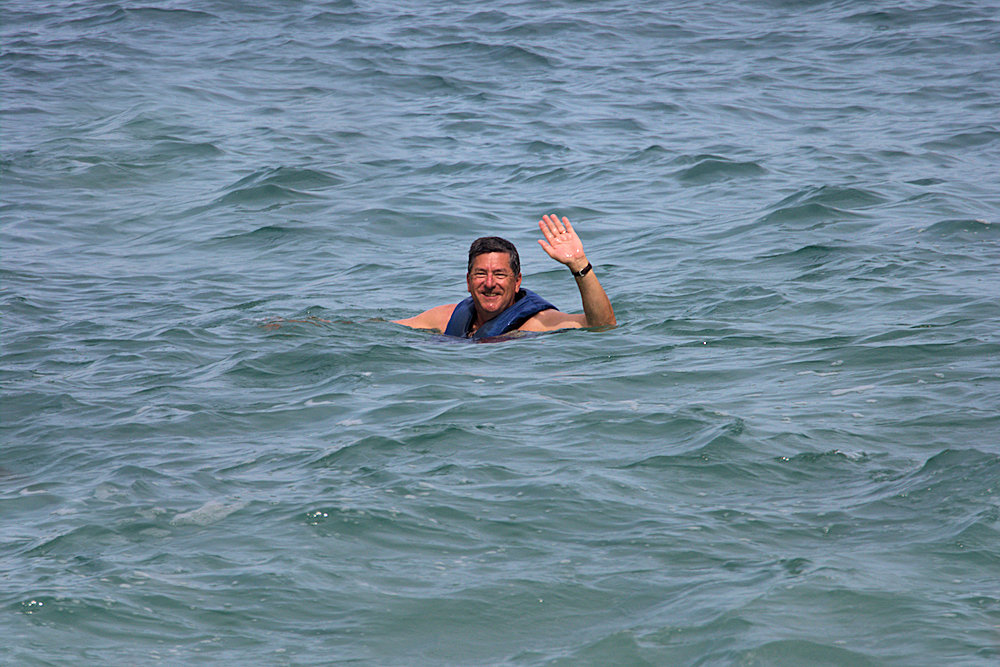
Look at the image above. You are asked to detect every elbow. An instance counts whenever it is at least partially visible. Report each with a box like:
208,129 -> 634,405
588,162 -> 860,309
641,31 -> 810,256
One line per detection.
587,311 -> 616,329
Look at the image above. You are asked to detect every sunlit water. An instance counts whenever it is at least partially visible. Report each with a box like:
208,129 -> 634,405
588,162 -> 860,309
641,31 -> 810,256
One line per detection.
3,1 -> 999,664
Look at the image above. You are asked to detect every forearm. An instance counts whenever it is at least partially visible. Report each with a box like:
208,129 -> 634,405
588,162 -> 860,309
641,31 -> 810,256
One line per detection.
569,258 -> 616,328
537,214 -> 615,328
392,304 -> 455,332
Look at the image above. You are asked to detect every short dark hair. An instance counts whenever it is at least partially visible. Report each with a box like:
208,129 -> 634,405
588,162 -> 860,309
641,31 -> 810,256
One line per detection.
467,236 -> 520,275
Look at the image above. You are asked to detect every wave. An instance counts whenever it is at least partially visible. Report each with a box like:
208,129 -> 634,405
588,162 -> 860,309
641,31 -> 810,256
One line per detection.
122,6 -> 219,24
759,243 -> 850,263
424,41 -> 554,68
754,184 -> 889,228
150,138 -> 223,158
847,3 -> 995,28
622,144 -> 674,164
733,637 -> 883,665
767,184 -> 886,211
208,223 -> 332,251
213,183 -> 323,207
671,155 -> 767,183
227,166 -> 344,191
920,218 -> 997,239
192,166 -> 344,212
923,127 -> 1000,151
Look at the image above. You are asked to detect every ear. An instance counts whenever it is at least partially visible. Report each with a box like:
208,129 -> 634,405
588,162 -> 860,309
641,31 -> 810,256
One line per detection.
466,272 -> 474,294
515,274 -> 522,291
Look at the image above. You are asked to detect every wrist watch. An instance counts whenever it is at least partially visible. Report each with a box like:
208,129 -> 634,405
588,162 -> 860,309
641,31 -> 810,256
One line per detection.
571,262 -> 593,278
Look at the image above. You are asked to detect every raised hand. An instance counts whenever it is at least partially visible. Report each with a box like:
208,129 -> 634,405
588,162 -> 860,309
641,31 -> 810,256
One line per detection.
537,214 -> 588,272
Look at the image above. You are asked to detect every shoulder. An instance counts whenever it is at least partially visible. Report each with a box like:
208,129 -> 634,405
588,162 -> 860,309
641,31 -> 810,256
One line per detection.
517,308 -> 587,332
393,303 -> 457,332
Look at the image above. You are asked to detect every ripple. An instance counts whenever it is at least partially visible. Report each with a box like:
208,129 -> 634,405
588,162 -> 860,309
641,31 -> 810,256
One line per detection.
921,217 -> 998,240
4,0 -> 999,664
672,155 -> 768,182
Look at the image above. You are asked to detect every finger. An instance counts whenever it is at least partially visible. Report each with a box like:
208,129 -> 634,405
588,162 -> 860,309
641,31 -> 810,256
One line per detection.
549,213 -> 566,235
537,238 -> 555,257
538,218 -> 553,241
546,214 -> 569,240
540,214 -> 554,236
562,217 -> 574,235
540,215 -> 559,241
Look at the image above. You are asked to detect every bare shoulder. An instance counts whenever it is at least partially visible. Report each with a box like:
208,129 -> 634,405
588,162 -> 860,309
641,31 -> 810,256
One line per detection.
518,309 -> 588,332
393,304 -> 457,332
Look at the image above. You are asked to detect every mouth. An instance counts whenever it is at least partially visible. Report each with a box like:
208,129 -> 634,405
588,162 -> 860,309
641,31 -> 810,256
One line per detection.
479,291 -> 504,306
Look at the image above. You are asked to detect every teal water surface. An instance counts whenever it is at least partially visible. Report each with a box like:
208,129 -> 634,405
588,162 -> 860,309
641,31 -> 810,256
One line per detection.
3,1 -> 999,664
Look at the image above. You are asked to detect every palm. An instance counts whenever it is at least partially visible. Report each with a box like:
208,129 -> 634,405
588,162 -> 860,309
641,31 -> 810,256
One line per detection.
538,214 -> 585,266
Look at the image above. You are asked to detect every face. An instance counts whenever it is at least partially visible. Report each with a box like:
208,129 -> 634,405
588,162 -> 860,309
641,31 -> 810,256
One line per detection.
467,252 -> 522,320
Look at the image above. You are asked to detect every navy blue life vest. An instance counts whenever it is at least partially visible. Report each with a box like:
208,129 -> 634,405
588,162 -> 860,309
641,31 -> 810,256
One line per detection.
444,289 -> 556,339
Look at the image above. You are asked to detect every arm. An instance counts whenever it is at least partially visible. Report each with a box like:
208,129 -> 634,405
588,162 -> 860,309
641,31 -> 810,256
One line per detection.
525,214 -> 616,331
392,303 -> 456,332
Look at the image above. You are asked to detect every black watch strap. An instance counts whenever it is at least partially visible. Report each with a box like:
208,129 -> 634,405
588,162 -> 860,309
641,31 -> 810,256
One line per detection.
571,262 -> 593,278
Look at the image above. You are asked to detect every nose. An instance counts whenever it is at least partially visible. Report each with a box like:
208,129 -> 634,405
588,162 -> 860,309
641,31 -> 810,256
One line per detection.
484,272 -> 497,288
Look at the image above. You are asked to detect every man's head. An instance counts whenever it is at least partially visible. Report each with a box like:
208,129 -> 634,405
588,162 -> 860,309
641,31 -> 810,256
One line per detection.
466,236 -> 522,322
467,236 -> 520,275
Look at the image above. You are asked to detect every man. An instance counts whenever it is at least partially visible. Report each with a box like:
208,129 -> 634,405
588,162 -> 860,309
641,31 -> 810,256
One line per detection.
393,214 -> 616,338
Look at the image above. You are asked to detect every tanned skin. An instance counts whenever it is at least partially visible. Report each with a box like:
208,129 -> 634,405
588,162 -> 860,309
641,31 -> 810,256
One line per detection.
394,215 -> 615,336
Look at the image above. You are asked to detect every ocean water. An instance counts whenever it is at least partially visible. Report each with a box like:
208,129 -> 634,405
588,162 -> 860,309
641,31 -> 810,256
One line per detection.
2,0 -> 999,664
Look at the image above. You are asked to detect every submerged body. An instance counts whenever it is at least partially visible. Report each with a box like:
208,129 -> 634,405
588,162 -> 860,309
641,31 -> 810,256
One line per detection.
393,215 -> 616,337
444,289 -> 556,339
